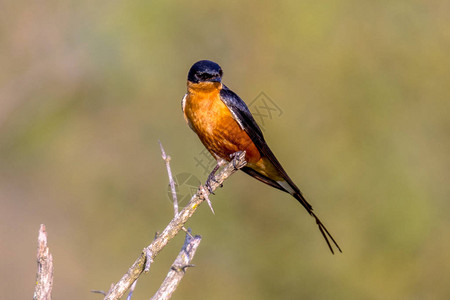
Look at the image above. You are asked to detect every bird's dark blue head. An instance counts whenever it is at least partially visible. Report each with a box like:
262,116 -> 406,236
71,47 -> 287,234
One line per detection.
188,60 -> 223,84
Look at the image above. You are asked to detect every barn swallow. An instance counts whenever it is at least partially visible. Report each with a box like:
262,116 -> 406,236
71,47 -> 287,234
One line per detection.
182,60 -> 341,253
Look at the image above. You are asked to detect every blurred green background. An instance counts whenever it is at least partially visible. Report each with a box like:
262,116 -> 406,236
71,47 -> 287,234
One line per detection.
1,0 -> 449,299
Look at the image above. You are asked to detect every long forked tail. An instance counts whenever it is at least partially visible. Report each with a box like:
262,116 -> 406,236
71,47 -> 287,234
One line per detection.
293,191 -> 342,254
239,166 -> 341,253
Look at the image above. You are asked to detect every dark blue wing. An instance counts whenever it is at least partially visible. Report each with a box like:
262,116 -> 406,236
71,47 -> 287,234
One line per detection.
219,85 -> 264,139
219,85 -> 300,194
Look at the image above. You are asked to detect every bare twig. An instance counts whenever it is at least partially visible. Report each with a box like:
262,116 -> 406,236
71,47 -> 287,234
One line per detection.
150,229 -> 202,300
33,224 -> 54,300
159,140 -> 178,216
103,151 -> 246,300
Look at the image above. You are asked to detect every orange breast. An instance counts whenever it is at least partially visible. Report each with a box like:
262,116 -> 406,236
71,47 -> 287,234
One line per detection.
184,82 -> 261,164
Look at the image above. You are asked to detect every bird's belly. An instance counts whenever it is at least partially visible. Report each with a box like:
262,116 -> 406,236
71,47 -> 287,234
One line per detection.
185,94 -> 261,163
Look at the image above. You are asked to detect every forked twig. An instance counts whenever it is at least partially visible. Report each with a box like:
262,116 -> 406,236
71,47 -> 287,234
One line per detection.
102,150 -> 247,300
159,140 -> 178,216
150,229 -> 202,300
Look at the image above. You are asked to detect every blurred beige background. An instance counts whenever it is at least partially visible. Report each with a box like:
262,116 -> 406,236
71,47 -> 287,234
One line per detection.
1,0 -> 449,299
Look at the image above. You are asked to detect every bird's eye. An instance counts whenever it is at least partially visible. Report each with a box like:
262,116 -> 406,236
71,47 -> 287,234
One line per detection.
197,72 -> 211,80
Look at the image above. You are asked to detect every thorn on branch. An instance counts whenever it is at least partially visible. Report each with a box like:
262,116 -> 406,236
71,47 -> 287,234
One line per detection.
91,290 -> 107,296
200,185 -> 215,215
171,264 -> 195,273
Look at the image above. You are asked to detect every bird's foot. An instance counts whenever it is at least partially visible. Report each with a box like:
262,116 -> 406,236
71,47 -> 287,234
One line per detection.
205,180 -> 215,195
206,160 -> 226,193
207,172 -> 223,187
229,151 -> 246,169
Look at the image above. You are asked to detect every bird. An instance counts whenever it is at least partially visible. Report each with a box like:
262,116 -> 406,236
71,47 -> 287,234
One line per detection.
182,60 -> 341,254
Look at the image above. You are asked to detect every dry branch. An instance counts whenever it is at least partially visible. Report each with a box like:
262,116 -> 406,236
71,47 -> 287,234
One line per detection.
33,224 -> 54,300
103,151 -> 247,300
150,229 -> 202,300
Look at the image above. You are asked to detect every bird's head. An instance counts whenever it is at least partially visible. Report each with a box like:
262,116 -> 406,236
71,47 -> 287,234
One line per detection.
187,60 -> 223,84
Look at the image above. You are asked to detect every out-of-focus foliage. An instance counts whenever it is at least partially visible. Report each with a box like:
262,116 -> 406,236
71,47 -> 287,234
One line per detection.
1,0 -> 449,299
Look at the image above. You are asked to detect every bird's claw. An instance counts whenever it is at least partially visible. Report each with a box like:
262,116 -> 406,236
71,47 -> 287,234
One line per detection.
205,181 -> 215,195
229,151 -> 245,169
